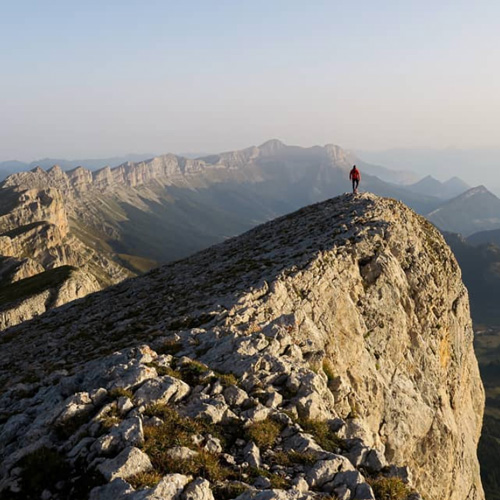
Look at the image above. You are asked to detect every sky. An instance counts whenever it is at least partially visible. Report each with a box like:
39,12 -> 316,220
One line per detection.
1,0 -> 500,161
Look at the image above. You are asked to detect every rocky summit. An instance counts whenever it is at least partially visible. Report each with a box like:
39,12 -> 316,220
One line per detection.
0,193 -> 484,500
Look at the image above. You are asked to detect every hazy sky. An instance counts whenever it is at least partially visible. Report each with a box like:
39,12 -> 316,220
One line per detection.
1,0 -> 500,160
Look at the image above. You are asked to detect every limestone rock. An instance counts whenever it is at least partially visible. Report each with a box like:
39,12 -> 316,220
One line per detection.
89,478 -> 135,500
97,446 -> 152,481
137,473 -> 190,500
133,376 -> 190,406
306,456 -> 355,489
182,478 -> 215,500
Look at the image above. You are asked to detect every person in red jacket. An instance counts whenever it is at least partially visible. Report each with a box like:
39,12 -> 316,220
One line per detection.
349,165 -> 361,194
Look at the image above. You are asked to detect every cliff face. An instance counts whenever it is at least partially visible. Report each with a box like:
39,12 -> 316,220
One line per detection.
0,184 -> 130,330
0,194 -> 484,500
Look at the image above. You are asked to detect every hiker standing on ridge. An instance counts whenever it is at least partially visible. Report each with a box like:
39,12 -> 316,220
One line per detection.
349,165 -> 361,194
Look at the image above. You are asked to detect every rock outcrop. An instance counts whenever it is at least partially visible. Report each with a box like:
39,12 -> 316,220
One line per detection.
0,193 -> 484,500
0,183 -> 131,329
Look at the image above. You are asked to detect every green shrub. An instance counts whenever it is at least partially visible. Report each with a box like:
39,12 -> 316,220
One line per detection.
98,405 -> 122,431
143,404 -> 208,450
146,447 -> 230,482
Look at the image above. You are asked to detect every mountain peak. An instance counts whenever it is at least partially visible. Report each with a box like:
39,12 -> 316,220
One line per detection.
258,138 -> 286,153
427,184 -> 500,235
464,185 -> 493,197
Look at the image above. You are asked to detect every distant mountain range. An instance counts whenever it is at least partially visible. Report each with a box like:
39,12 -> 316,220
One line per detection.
0,154 -> 155,180
404,175 -> 470,199
355,147 -> 500,196
0,139 -> 483,328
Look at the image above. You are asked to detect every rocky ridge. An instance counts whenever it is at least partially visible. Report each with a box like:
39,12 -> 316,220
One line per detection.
0,193 -> 484,500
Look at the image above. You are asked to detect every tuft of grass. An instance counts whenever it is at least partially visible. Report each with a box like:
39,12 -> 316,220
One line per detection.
146,362 -> 182,379
142,403 -> 239,452
175,360 -> 210,386
99,415 -> 121,431
368,477 -> 413,500
245,419 -> 283,450
143,404 -> 208,448
127,470 -> 162,489
98,406 -> 122,431
141,404 -> 247,482
269,474 -> 290,489
146,446 -> 230,482
109,388 -> 133,399
212,482 -> 250,500
215,372 -> 238,387
296,417 -> 344,453
187,449 -> 231,481
250,467 -> 290,489
156,339 -> 183,356
273,450 -> 318,467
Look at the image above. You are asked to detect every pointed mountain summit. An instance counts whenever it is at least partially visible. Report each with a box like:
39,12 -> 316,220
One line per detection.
427,185 -> 500,235
406,175 -> 444,197
257,138 -> 287,154
406,175 -> 470,200
0,193 -> 483,500
443,176 -> 470,197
